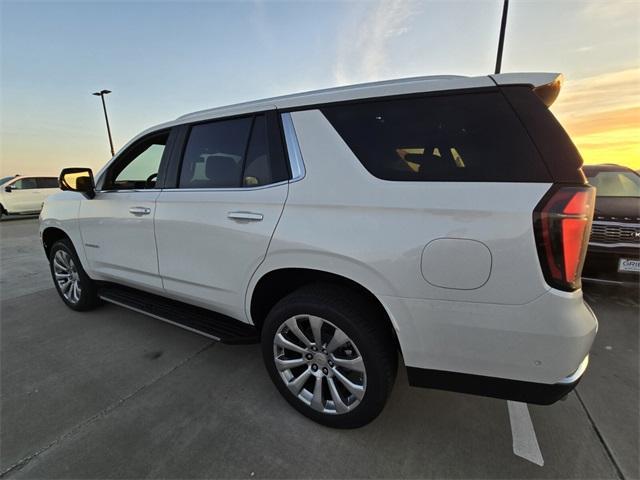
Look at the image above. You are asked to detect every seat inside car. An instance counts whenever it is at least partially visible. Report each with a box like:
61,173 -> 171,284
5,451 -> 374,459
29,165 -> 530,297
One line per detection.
188,155 -> 240,188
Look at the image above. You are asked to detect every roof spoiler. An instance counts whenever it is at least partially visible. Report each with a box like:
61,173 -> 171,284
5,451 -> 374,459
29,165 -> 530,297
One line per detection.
490,72 -> 563,107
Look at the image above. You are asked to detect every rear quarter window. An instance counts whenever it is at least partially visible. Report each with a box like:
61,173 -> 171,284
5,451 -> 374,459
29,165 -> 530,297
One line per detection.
321,91 -> 551,182
37,177 -> 59,188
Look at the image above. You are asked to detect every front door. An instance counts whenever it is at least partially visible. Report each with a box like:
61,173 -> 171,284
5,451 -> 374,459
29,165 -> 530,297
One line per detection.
79,130 -> 171,291
154,113 -> 290,320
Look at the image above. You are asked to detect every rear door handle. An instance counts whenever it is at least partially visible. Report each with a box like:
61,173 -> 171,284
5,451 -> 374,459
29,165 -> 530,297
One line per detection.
129,206 -> 151,216
227,211 -> 263,222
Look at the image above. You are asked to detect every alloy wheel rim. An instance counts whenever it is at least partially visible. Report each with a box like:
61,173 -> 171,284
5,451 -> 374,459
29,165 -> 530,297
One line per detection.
273,315 -> 367,415
53,250 -> 81,304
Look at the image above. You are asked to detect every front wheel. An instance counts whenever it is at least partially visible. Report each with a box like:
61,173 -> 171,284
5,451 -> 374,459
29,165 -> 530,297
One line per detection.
261,284 -> 397,428
49,239 -> 100,311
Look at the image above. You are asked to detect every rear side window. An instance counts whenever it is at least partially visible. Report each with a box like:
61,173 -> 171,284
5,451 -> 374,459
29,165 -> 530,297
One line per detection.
179,118 -> 252,189
500,86 -> 585,183
37,177 -> 59,188
321,92 -> 551,182
243,116 -> 271,186
178,115 -> 288,189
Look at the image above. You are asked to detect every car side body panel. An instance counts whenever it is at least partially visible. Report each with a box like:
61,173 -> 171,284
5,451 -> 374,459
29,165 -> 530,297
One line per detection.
39,191 -> 87,266
246,109 -> 597,385
78,190 -> 163,291
154,183 -> 288,320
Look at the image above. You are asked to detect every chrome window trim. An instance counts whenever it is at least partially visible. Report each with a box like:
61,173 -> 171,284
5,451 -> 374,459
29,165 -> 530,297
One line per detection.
158,180 -> 289,193
95,182 -> 289,195
94,189 -> 162,194
557,355 -> 589,385
281,112 -> 306,182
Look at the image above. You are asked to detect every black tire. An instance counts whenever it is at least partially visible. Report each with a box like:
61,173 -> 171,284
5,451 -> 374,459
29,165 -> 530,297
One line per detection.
49,238 -> 100,311
261,283 -> 397,428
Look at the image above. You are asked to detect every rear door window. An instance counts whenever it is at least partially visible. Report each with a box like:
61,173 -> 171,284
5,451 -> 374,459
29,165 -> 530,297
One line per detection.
178,114 -> 289,189
321,92 -> 550,182
36,177 -> 59,188
179,118 -> 253,189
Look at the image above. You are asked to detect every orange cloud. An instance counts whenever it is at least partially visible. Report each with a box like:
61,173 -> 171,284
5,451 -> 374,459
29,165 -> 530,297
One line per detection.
552,68 -> 640,170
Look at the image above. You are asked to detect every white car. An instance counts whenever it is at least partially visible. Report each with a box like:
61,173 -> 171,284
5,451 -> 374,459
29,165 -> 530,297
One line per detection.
40,72 -> 597,428
0,175 -> 59,219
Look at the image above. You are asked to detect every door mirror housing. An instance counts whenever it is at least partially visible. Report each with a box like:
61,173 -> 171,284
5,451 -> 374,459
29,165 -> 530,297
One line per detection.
4,185 -> 12,193
59,168 -> 96,199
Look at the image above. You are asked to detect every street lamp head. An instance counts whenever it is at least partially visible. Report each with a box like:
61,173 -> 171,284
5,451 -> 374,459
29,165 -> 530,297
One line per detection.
101,89 -> 112,95
91,90 -> 112,96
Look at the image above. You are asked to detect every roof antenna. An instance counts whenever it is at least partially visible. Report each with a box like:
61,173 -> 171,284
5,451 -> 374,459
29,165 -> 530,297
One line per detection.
494,0 -> 509,74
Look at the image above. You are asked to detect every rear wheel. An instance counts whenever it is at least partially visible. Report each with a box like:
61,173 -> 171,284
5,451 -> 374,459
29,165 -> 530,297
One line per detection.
49,239 -> 100,311
261,283 -> 397,428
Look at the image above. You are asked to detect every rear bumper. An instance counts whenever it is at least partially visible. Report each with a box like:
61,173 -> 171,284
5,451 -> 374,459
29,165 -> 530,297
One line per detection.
407,355 -> 588,404
381,288 -> 598,391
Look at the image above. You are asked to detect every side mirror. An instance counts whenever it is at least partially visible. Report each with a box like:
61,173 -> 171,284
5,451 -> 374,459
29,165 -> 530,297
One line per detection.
59,168 -> 96,199
4,186 -> 11,193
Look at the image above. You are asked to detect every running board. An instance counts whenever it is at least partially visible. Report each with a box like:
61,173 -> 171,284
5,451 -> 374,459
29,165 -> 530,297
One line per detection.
97,284 -> 258,344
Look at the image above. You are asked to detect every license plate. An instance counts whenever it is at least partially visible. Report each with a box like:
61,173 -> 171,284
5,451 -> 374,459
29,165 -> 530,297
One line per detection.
618,258 -> 640,273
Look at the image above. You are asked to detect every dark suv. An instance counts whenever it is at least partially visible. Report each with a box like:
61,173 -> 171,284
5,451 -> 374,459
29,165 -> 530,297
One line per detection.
583,164 -> 640,285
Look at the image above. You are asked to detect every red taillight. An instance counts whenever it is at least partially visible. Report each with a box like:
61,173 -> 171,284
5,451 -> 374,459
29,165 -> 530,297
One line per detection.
533,185 -> 595,291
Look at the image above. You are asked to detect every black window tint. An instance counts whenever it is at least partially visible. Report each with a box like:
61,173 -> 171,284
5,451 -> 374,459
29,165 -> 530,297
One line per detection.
37,177 -> 59,188
12,178 -> 37,189
179,118 -> 252,189
501,86 -> 584,183
243,116 -> 271,187
322,92 -> 550,182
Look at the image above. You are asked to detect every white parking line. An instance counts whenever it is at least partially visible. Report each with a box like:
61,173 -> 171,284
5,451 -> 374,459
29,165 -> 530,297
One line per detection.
508,401 -> 544,466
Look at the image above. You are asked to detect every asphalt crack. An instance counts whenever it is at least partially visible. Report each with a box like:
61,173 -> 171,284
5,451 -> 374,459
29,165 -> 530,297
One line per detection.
575,388 -> 625,480
0,341 -> 216,478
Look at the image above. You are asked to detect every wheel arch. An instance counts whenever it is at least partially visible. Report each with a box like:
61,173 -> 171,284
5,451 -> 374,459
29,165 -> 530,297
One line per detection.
248,267 -> 400,350
42,226 -> 72,258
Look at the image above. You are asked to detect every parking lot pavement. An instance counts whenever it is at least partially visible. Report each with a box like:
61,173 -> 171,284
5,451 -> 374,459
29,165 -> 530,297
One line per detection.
1,218 -> 637,479
0,216 -> 52,301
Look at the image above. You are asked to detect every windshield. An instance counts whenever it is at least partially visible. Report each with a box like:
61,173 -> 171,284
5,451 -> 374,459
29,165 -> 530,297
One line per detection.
587,170 -> 640,198
0,176 -> 15,186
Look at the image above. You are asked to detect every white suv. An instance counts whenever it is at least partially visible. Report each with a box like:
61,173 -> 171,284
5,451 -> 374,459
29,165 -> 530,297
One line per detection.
40,73 -> 597,428
0,175 -> 59,219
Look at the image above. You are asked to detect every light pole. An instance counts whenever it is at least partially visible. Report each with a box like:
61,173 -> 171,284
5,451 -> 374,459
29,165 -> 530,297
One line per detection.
92,89 -> 115,157
494,0 -> 509,74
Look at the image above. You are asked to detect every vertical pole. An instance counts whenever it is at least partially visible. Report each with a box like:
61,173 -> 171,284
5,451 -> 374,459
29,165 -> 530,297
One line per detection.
495,0 -> 509,74
100,94 -> 115,157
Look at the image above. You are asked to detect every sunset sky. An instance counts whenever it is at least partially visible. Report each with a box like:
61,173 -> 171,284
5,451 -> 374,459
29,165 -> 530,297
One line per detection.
1,0 -> 639,176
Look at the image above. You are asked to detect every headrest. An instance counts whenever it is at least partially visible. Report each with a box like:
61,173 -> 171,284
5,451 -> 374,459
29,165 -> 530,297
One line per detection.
205,155 -> 239,187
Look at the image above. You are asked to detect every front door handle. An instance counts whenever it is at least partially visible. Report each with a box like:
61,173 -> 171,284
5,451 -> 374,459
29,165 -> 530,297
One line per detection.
227,211 -> 263,222
129,206 -> 151,216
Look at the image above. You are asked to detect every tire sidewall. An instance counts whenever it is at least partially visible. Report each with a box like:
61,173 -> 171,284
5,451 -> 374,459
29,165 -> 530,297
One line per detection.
262,293 -> 394,428
49,239 -> 97,311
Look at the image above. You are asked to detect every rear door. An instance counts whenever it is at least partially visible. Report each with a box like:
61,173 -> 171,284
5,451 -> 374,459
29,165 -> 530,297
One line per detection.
6,177 -> 40,212
154,111 -> 289,319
